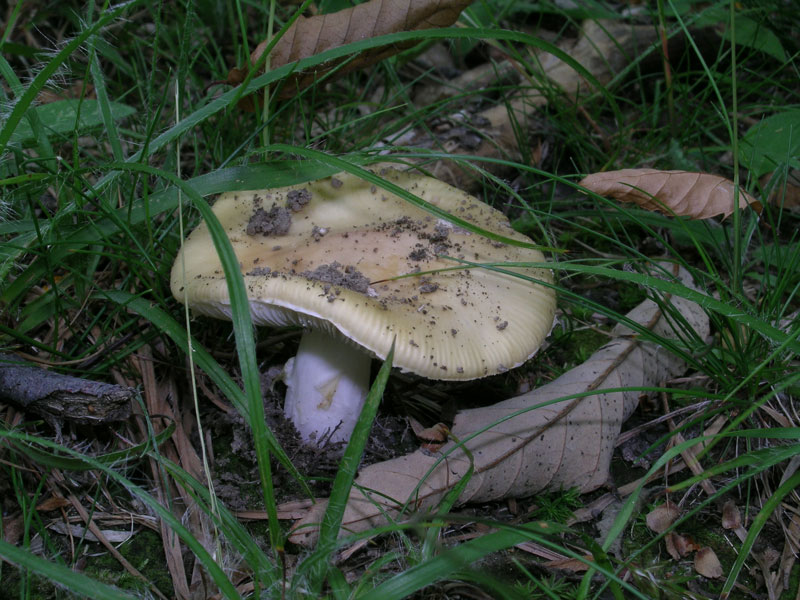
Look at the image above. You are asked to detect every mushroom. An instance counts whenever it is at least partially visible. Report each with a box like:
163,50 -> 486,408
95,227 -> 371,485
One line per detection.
170,168 -> 556,445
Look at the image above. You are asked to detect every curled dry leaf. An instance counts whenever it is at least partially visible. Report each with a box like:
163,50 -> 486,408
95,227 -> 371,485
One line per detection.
694,547 -> 724,579
289,264 -> 710,546
665,532 -> 700,561
229,0 -> 472,101
579,169 -> 761,219
646,501 -> 681,534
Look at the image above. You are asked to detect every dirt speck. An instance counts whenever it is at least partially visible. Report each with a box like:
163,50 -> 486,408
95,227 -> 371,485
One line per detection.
311,225 -> 328,241
247,205 -> 292,236
286,189 -> 311,212
408,247 -> 428,261
330,177 -> 343,189
431,222 -> 451,242
419,280 -> 439,294
302,262 -> 370,294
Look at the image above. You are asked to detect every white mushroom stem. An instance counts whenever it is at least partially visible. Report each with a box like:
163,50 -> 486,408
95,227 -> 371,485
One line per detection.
283,328 -> 371,445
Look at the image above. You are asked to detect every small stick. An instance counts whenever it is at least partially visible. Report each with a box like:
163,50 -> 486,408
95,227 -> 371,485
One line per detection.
0,353 -> 133,428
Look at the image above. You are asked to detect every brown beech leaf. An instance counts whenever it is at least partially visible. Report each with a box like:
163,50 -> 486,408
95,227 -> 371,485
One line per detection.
721,499 -> 741,530
288,264 -> 710,546
579,169 -> 761,219
229,0 -> 472,102
36,496 -> 71,512
694,547 -> 724,578
646,501 -> 681,534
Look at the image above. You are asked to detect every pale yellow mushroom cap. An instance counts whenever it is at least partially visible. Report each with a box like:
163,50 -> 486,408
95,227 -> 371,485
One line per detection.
171,169 -> 556,379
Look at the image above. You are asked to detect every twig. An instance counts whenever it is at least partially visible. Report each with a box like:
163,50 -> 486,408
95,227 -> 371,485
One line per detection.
0,353 -> 133,430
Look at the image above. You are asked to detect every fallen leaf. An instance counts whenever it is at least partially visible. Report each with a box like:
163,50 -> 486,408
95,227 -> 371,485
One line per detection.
760,169 -> 800,211
721,499 -> 741,530
289,264 -> 710,545
36,496 -> 70,512
665,532 -> 699,560
543,555 -> 593,572
579,169 -> 761,219
230,0 -> 472,101
47,521 -> 135,544
411,420 -> 450,454
646,501 -> 680,534
694,547 -> 724,578
2,514 -> 23,545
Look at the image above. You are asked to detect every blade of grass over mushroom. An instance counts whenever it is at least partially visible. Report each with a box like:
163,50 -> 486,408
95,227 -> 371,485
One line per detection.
379,257 -> 698,365
265,144 -> 546,250
0,539 -> 139,600
310,342 -> 394,589
0,429 -> 243,599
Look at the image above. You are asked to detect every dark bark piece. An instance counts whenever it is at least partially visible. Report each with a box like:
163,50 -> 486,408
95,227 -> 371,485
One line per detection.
0,353 -> 133,426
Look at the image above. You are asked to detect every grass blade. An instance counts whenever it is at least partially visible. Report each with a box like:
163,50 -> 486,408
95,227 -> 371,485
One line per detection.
0,539 -> 140,600
310,342 -> 395,589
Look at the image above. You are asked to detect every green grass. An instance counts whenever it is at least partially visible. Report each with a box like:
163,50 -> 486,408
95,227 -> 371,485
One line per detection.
1,0 -> 798,598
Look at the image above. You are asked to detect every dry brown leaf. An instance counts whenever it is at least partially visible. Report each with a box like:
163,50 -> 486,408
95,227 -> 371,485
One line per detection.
2,514 -> 23,545
721,499 -> 742,530
694,547 -> 724,579
543,555 -> 593,572
646,501 -> 680,534
665,532 -> 700,560
760,169 -> 800,211
46,521 -> 135,544
579,169 -> 761,219
229,0 -> 472,101
36,496 -> 70,512
289,264 -> 710,545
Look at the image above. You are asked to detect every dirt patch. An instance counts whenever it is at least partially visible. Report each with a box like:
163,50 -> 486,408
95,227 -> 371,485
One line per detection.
210,374 -> 417,509
286,189 -> 311,212
301,262 -> 371,294
418,279 -> 439,294
247,205 -> 292,236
